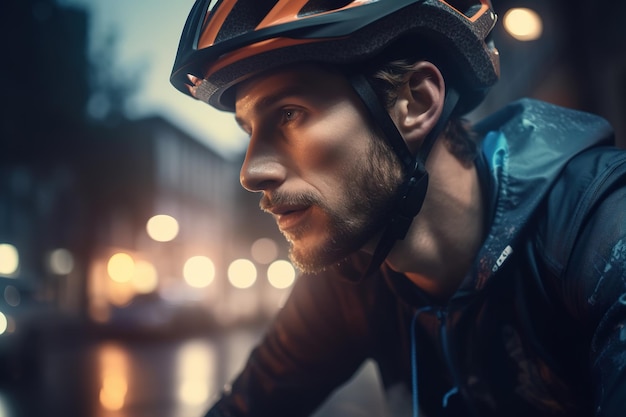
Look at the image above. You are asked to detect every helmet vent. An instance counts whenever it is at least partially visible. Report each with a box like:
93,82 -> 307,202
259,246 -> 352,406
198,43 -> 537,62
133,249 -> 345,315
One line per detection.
462,4 -> 482,18
446,0 -> 482,18
215,0 -> 279,42
298,0 -> 354,17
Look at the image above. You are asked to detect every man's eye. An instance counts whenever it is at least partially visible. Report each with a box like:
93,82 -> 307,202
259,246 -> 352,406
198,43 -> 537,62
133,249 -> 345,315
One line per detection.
280,108 -> 300,124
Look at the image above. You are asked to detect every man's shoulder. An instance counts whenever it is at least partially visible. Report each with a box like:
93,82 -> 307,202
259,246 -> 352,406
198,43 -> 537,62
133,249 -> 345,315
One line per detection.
473,99 -> 621,282
476,98 -> 616,207
535,145 -> 626,274
476,98 -> 614,155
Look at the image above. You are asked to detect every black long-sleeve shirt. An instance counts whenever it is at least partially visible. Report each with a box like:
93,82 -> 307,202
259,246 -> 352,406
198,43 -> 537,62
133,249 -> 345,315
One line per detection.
207,99 -> 626,416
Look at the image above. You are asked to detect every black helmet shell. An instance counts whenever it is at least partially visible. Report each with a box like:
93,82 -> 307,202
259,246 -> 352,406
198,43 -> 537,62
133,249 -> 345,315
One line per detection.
171,0 -> 499,112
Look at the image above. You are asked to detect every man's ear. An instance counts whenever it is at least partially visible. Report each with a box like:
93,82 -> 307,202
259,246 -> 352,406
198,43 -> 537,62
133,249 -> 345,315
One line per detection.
391,61 -> 445,154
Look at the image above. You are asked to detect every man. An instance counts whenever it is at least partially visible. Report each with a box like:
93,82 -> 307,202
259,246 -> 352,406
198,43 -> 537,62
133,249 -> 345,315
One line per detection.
171,1 -> 626,416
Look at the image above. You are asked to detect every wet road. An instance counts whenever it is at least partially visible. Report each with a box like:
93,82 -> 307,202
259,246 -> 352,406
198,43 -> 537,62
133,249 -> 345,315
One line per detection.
0,325 -> 388,417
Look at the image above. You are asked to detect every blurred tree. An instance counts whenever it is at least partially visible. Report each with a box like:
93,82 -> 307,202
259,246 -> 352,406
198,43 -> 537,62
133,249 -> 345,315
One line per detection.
86,29 -> 145,125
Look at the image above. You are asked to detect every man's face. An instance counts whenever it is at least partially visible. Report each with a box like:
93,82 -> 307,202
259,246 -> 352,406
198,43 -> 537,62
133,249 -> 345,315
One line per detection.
235,65 -> 403,273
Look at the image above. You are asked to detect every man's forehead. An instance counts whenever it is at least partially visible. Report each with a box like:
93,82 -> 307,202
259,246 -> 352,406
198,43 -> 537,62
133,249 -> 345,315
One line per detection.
234,64 -> 344,113
237,68 -> 306,101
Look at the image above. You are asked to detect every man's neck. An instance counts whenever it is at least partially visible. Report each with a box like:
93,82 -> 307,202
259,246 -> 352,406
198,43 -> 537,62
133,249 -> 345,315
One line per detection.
384,140 -> 485,302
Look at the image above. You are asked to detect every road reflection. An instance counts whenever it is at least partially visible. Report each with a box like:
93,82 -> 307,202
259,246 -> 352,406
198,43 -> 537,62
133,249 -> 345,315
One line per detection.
0,324 -> 386,417
175,340 -> 215,410
98,343 -> 129,412
0,325 -> 264,417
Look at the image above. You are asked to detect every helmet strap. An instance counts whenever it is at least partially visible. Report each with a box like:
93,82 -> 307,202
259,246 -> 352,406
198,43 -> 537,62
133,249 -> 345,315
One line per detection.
348,73 -> 460,279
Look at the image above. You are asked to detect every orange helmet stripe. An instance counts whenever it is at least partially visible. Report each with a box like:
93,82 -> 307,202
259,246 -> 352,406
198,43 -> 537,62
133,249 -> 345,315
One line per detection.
198,0 -> 237,49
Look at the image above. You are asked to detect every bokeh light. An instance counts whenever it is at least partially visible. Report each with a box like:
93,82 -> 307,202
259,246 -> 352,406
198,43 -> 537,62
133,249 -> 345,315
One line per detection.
267,260 -> 296,289
131,260 -> 158,293
98,344 -> 129,412
49,248 -> 75,275
107,253 -> 135,283
176,341 -> 215,406
0,312 -> 7,335
0,244 -> 19,276
183,256 -> 215,288
228,259 -> 257,289
503,8 -> 543,41
251,238 -> 278,264
146,214 -> 179,242
3,286 -> 21,307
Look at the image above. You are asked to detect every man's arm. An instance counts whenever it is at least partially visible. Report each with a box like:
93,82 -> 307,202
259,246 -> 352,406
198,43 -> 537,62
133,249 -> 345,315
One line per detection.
562,165 -> 626,415
205,268 -> 381,416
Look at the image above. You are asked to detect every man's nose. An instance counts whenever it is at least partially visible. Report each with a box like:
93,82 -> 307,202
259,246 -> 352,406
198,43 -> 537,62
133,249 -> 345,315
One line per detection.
239,137 -> 287,192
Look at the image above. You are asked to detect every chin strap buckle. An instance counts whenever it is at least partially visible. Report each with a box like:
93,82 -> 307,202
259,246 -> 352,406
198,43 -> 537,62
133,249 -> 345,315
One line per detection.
390,162 -> 429,240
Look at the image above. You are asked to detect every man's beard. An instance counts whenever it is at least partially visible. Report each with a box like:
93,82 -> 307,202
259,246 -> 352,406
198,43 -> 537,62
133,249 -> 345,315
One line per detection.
261,135 -> 403,274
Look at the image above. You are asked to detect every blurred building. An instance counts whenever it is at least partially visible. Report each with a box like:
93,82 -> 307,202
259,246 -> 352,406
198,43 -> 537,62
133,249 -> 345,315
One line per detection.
0,0 -> 92,379
0,0 -> 292,384
79,116 -> 291,336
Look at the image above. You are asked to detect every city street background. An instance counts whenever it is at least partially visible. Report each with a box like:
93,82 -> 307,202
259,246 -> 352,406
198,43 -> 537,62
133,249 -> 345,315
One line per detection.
0,1 -> 624,416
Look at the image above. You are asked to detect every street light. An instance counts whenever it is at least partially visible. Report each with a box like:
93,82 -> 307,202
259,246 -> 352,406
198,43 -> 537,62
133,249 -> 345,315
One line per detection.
503,8 -> 543,41
0,243 -> 19,277
0,312 -> 8,335
228,259 -> 257,289
183,256 -> 215,288
146,214 -> 179,242
267,260 -> 296,289
107,252 -> 135,283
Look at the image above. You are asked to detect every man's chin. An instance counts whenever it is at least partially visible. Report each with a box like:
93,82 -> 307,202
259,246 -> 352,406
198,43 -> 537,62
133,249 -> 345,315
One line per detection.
287,235 -> 369,275
288,244 -> 345,275
288,249 -> 330,275
282,216 -> 385,275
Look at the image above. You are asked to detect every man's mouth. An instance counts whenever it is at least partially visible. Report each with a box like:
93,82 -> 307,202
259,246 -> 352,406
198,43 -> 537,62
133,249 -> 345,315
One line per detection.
270,205 -> 310,231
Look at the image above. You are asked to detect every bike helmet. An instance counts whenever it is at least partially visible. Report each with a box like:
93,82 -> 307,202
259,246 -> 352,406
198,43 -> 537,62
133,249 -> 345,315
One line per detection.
171,0 -> 499,112
171,0 -> 500,275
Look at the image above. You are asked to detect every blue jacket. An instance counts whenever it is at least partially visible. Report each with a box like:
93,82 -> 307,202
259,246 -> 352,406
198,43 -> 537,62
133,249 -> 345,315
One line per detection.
207,99 -> 626,416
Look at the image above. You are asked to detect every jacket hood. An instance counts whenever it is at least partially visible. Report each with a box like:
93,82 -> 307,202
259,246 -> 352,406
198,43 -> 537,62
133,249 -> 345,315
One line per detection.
466,98 -> 614,292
